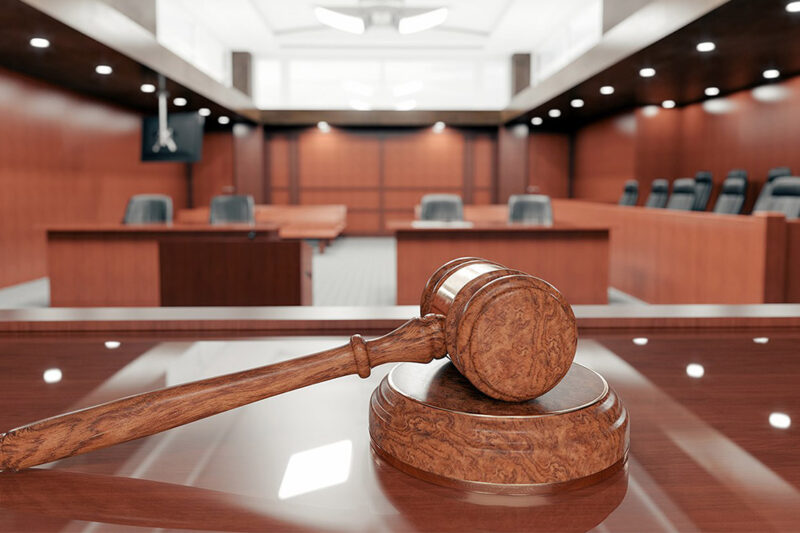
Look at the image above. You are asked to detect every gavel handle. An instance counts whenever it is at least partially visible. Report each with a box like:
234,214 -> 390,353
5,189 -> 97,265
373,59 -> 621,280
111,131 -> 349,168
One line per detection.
0,314 -> 446,471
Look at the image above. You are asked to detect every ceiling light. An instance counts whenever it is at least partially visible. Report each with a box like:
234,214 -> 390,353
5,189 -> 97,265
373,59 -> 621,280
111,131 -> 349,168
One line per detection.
570,98 -> 584,108
786,1 -> 800,12
686,363 -> 705,378
317,121 -> 331,133
398,7 -> 448,35
705,87 -> 720,97
548,109 -> 561,118
600,85 -> 615,95
140,83 -> 156,93
531,116 -> 543,126
43,368 -> 62,384
639,67 -> 656,78
632,337 -> 649,346
173,97 -> 187,107
662,99 -> 676,109
95,65 -> 112,75
696,41 -> 716,52
763,69 -> 780,79
349,99 -> 371,111
198,107 -> 211,117
769,412 -> 791,429
29,37 -> 50,48
753,337 -> 770,344
104,341 -> 121,349
432,121 -> 445,133
314,6 -> 365,34
395,99 -> 417,111
217,116 -> 230,125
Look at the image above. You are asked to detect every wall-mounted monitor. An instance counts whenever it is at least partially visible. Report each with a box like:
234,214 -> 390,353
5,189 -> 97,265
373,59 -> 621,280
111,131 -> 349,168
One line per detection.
141,112 -> 204,162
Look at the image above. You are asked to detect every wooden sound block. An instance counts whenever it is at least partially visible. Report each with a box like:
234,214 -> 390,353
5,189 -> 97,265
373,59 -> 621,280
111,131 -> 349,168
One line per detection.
369,359 -> 629,494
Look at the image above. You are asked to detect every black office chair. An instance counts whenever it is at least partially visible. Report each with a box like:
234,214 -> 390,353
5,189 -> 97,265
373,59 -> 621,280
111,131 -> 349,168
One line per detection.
665,178 -> 696,211
508,194 -> 553,225
754,177 -> 800,219
692,171 -> 713,211
644,179 -> 669,208
209,195 -> 255,225
753,166 -> 791,212
618,180 -> 639,206
123,194 -> 173,224
712,175 -> 747,215
419,194 -> 464,222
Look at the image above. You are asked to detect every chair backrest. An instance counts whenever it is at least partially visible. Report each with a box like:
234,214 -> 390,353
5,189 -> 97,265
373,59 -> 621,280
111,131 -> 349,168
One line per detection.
209,195 -> 255,225
665,178 -> 696,210
692,171 -> 713,211
644,179 -> 669,208
755,176 -> 800,219
618,180 -> 639,206
508,194 -> 553,225
123,194 -> 173,224
753,166 -> 791,212
419,194 -> 464,222
712,175 -> 747,215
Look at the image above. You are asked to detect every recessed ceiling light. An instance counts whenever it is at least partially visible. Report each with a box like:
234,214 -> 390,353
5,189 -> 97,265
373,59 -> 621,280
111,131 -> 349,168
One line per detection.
570,98 -> 584,108
548,109 -> 561,118
317,120 -> 331,133
29,37 -> 50,48
769,412 -> 791,429
173,97 -> 187,107
763,69 -> 780,79
686,363 -> 705,378
632,337 -> 649,346
95,65 -> 112,75
140,83 -> 156,93
753,336 -> 770,344
705,87 -> 720,97
600,85 -> 615,95
696,41 -> 716,52
217,116 -> 230,125
786,1 -> 800,13
432,121 -> 445,133
531,116 -> 543,126
639,67 -> 656,78
104,340 -> 121,349
43,368 -> 62,384
198,107 -> 211,117
662,99 -> 676,109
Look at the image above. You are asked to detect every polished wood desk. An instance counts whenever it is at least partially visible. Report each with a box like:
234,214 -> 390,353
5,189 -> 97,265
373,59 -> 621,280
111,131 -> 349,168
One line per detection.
177,204 -> 347,251
47,225 -> 312,307
393,222 -> 609,305
0,306 -> 798,531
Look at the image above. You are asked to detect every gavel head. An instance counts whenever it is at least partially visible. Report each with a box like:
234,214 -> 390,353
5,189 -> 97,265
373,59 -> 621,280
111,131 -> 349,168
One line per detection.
420,258 -> 577,402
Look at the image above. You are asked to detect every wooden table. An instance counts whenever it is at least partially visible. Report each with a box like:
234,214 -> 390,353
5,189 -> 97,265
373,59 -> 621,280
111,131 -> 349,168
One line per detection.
393,222 -> 610,305
0,306 -> 798,531
47,225 -> 312,307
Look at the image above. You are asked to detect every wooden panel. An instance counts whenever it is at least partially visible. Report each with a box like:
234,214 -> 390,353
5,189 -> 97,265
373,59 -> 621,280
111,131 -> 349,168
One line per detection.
300,190 -> 379,209
472,189 -> 492,204
573,113 -> 637,203
785,220 -> 800,303
346,212 -> 382,234
395,226 -> 609,305
272,189 -> 290,205
267,135 -> 291,188
635,106 -> 683,191
383,130 -> 464,188
232,124 -> 264,203
298,129 -> 380,188
472,135 -> 494,189
192,133 -> 233,207
496,125 -> 527,202
528,133 -> 570,198
0,67 -> 186,289
384,189 -> 460,210
552,200 -> 788,304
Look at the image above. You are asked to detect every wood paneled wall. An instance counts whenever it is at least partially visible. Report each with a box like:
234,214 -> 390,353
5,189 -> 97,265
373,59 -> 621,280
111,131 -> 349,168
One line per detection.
528,133 -> 570,198
266,127 -> 496,234
0,67 -> 186,289
573,75 -> 800,206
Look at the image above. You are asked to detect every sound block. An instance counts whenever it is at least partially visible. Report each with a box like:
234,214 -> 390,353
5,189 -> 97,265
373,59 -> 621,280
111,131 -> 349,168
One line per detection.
369,360 -> 629,494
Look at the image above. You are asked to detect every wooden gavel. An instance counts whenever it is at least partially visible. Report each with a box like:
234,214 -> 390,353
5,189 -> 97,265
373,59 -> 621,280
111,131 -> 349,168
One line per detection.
0,258 -> 577,471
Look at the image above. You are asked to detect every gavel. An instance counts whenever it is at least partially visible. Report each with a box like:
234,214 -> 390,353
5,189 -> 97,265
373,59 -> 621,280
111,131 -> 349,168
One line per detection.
0,258 -> 577,471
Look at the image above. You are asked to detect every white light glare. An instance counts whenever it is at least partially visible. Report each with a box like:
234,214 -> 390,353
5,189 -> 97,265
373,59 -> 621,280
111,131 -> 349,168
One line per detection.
763,69 -> 780,80
662,100 -> 676,109
43,368 -> 62,384
753,337 -> 770,344
548,109 -> 561,118
600,85 -> 615,95
30,37 -> 50,48
217,116 -> 230,125
349,99 -> 371,111
392,80 -> 424,97
531,116 -> 543,126
639,67 -> 656,78
705,87 -> 720,97
786,1 -> 800,13
686,363 -> 705,378
696,41 -> 716,52
104,341 -> 121,350
570,98 -> 584,108
198,107 -> 211,117
314,7 -> 365,34
432,121 -> 445,133
398,7 -> 448,35
632,337 -> 649,346
278,440 -> 352,499
395,99 -> 417,111
317,121 -> 331,133
173,97 -> 187,107
95,65 -> 112,75
140,83 -> 156,93
769,412 -> 791,429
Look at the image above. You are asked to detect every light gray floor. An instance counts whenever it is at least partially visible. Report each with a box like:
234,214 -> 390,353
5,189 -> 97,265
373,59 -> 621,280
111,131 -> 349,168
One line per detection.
0,237 -> 639,308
